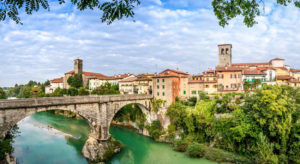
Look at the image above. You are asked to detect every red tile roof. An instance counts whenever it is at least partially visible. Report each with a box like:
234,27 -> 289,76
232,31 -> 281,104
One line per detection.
270,58 -> 284,61
188,80 -> 204,84
276,75 -> 292,80
290,69 -> 300,72
231,62 -> 270,66
65,70 -> 106,77
216,66 -> 243,72
50,77 -> 63,83
257,67 -> 275,71
161,69 -> 189,75
243,69 -> 266,75
135,78 -> 152,81
119,77 -> 137,82
136,74 -> 155,78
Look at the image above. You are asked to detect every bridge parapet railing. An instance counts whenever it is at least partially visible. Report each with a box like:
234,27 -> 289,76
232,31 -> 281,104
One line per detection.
0,94 -> 153,109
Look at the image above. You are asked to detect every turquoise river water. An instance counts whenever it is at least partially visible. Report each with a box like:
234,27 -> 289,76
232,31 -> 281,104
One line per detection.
11,112 -> 216,164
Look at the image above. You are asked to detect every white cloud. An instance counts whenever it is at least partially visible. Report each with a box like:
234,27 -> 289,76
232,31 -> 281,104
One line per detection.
0,1 -> 299,87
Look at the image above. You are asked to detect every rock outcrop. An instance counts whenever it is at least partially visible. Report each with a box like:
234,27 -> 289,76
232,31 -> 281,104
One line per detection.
82,137 -> 121,162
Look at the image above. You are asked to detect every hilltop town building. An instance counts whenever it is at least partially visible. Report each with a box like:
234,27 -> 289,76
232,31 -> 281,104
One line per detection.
44,44 -> 299,107
152,69 -> 189,107
45,77 -> 64,94
88,73 -> 134,90
133,74 -> 154,94
119,77 -> 137,94
63,59 -> 106,89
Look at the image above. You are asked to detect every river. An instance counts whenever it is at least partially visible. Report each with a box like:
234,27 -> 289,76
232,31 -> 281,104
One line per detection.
11,112 -> 216,164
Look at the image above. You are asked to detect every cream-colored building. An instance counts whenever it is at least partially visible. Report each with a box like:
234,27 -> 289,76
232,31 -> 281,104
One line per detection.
119,77 -> 137,95
45,77 -> 64,94
63,59 -> 107,89
133,74 -> 154,95
188,80 -> 204,99
89,74 -> 134,90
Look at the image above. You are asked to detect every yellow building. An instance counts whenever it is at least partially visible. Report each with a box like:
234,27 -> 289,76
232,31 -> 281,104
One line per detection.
133,74 -> 154,94
202,70 -> 218,94
188,80 -> 204,98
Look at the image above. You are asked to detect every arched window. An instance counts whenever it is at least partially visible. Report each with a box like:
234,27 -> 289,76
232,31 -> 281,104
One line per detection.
226,48 -> 229,54
221,48 -> 224,55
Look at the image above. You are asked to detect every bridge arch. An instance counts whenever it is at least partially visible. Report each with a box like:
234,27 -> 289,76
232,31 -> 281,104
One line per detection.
0,104 -> 99,140
0,94 -> 153,162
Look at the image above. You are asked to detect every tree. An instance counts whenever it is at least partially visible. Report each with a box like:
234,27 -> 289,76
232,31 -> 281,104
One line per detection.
0,87 -> 7,99
1,0 -> 299,27
17,86 -> 31,98
252,79 -> 261,89
78,87 -> 89,95
212,0 -> 300,27
91,82 -> 120,95
0,0 -> 140,25
30,86 -> 42,98
243,81 -> 251,92
67,74 -> 83,88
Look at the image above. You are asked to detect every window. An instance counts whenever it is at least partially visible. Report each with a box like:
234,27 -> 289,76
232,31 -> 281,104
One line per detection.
162,92 -> 165,96
157,85 -> 159,89
184,90 -> 186,94
157,92 -> 160,96
231,83 -> 237,88
191,91 -> 196,94
238,74 -> 241,78
221,48 -> 224,55
205,85 -> 209,88
218,74 -> 223,79
157,79 -> 159,83
162,79 -> 165,82
226,48 -> 229,54
162,85 -> 165,89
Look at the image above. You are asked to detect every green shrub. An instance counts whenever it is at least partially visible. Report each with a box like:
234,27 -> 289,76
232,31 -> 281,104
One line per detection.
146,120 -> 163,140
188,97 -> 197,106
199,91 -> 209,100
173,139 -> 189,152
187,143 -> 205,158
204,146 -> 251,164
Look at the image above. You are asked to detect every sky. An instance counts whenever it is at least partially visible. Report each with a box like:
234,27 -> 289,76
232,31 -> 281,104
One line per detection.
0,0 -> 300,87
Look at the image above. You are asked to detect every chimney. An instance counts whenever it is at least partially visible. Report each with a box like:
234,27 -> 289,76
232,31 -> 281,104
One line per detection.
74,59 -> 83,75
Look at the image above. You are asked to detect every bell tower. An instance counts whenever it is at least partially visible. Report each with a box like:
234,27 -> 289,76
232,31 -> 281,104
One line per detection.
218,44 -> 232,67
74,58 -> 83,75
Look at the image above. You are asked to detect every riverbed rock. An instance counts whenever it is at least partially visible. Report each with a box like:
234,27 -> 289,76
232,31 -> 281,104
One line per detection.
82,137 -> 121,162
5,153 -> 16,164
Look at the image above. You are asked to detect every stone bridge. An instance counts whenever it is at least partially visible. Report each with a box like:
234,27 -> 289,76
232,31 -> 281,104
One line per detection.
0,94 -> 153,161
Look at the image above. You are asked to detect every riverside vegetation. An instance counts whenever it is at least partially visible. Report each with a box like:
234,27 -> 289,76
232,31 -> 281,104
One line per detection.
1,84 -> 299,163
111,85 -> 300,164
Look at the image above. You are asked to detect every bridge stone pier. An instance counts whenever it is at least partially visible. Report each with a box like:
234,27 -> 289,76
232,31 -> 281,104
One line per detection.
0,94 -> 153,161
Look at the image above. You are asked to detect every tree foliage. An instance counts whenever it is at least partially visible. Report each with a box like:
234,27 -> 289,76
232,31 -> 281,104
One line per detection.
146,120 -> 163,140
6,80 -> 49,98
0,0 -> 140,24
1,0 -> 299,27
167,85 -> 300,163
0,87 -> 7,99
113,104 -> 146,128
212,0 -> 300,27
67,74 -> 83,88
91,82 -> 119,95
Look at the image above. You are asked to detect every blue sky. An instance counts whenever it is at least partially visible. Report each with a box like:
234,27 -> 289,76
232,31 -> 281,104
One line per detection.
0,0 -> 300,87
